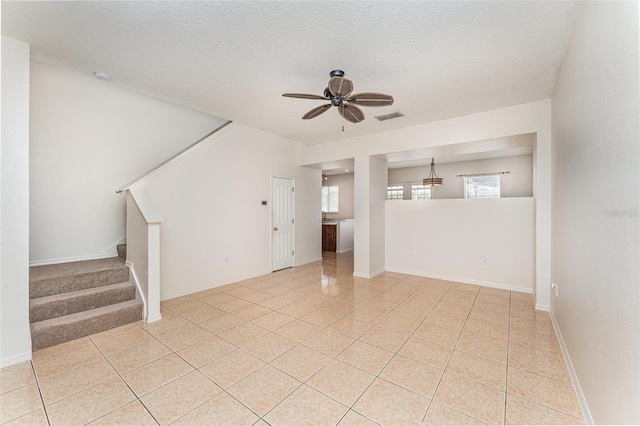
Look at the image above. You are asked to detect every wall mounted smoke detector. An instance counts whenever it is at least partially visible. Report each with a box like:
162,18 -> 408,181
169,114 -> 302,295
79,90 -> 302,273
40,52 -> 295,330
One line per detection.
93,71 -> 111,82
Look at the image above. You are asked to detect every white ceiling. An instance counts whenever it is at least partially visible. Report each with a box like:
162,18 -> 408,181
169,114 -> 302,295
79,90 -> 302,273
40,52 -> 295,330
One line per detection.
313,133 -> 534,175
2,1 -> 579,146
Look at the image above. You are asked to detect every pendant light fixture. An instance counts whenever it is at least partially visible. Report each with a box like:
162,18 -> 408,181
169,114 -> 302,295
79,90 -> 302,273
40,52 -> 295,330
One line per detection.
423,157 -> 443,186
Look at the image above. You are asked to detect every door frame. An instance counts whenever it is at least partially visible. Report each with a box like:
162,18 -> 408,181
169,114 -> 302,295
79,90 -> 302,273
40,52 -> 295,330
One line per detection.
270,175 -> 295,272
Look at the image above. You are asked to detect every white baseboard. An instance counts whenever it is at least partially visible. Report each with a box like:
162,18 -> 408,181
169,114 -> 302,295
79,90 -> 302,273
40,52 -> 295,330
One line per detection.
535,303 -> 550,312
352,268 -> 385,280
160,270 -> 273,301
549,310 -> 593,424
105,235 -> 127,258
146,313 -> 162,323
30,238 -> 127,267
294,257 -> 322,267
383,267 -> 533,294
125,261 -> 149,322
0,351 -> 32,368
29,253 -> 113,267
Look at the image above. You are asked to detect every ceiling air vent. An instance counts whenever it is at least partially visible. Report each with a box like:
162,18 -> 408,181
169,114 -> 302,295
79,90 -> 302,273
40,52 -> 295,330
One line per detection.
374,111 -> 404,121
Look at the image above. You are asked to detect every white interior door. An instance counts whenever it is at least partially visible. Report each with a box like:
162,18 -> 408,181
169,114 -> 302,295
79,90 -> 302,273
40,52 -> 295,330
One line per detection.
272,177 -> 294,271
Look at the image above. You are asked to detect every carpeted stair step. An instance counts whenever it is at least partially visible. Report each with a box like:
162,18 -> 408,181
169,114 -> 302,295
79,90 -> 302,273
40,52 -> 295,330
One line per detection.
29,282 -> 137,323
30,300 -> 143,352
117,244 -> 127,259
30,257 -> 129,298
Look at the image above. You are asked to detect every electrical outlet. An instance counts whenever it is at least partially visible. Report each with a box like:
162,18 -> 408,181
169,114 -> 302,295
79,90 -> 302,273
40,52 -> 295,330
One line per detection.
412,250 -> 417,257
551,282 -> 558,297
224,257 -> 229,264
482,258 -> 494,265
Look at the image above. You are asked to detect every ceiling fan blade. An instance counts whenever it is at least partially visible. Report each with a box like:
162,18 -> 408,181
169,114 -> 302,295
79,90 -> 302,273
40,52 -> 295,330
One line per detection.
348,92 -> 394,107
328,77 -> 354,98
302,104 -> 332,120
339,103 -> 365,123
282,93 -> 328,100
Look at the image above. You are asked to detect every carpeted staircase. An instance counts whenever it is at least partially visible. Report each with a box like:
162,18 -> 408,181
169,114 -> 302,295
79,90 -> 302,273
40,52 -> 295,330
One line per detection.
29,246 -> 142,351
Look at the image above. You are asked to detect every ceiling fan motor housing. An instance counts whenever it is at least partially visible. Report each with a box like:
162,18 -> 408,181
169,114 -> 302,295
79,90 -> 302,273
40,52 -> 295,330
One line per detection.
324,87 -> 344,106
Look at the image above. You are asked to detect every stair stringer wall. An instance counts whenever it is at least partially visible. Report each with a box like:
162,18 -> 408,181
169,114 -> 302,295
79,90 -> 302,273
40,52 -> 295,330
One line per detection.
131,122 -> 322,301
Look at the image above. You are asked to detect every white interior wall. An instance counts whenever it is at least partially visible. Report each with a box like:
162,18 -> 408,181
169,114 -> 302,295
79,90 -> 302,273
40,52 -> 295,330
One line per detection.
369,157 -> 387,276
1,36 -> 32,366
551,2 -> 640,423
135,123 -> 321,300
301,100 -> 552,306
386,198 -> 533,292
388,155 -> 533,199
29,60 -> 227,265
353,156 -> 371,277
323,173 -> 354,219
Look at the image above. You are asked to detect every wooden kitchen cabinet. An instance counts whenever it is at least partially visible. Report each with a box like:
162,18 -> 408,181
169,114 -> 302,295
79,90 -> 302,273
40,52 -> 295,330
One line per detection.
322,224 -> 337,252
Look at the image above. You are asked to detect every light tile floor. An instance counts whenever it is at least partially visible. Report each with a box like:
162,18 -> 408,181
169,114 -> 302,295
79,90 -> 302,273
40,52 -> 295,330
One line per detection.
0,252 -> 584,425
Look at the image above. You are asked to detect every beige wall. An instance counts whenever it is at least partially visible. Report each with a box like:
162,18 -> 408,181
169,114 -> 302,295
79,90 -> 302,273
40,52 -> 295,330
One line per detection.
388,155 -> 533,199
1,36 -> 32,366
386,198 -> 533,292
323,173 -> 354,219
29,60 -> 227,265
134,123 -> 321,300
551,1 -> 639,423
302,100 -> 552,289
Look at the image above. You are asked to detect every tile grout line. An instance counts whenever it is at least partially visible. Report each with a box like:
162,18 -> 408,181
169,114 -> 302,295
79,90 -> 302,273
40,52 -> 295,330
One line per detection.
23,252 -> 577,426
229,272 -> 402,425
421,283 -> 485,425
334,277 -> 453,425
29,360 -> 52,426
504,294 -> 513,425
88,330 -> 162,425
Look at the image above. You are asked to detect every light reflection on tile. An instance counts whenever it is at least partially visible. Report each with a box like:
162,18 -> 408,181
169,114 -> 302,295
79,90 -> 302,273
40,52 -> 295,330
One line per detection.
5,251 -> 584,426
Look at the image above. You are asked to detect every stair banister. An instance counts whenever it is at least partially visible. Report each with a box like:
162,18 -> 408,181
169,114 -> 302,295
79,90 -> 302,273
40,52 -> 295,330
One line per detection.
115,121 -> 232,194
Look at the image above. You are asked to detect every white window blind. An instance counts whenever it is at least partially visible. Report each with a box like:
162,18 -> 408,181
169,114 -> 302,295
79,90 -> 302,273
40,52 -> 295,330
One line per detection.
322,186 -> 339,213
387,185 -> 404,200
411,184 -> 431,200
464,175 -> 501,199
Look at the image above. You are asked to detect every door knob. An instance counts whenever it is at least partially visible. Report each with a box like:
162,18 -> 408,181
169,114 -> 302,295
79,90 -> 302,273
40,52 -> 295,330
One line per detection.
274,227 -> 279,231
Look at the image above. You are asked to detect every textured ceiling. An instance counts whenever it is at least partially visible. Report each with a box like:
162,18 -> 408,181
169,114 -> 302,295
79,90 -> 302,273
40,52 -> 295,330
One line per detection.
2,1 -> 579,145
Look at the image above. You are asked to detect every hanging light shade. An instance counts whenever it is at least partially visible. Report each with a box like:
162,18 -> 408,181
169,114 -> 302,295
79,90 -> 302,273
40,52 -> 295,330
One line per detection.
423,157 -> 443,186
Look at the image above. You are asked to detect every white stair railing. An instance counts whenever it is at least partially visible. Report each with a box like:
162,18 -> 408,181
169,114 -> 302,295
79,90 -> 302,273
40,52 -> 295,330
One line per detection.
116,121 -> 232,194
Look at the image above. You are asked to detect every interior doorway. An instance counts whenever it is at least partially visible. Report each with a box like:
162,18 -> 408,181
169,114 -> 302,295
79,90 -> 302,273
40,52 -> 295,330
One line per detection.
272,177 -> 294,271
321,160 -> 355,255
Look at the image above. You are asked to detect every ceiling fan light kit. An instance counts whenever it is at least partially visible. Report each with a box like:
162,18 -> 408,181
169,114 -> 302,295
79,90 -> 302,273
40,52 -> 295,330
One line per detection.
283,70 -> 394,123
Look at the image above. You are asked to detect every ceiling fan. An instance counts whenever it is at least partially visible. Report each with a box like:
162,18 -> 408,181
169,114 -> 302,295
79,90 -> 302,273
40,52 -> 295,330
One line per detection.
282,70 -> 394,123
